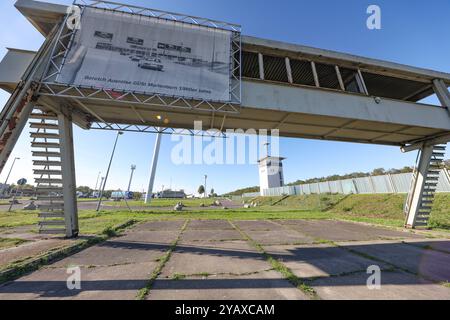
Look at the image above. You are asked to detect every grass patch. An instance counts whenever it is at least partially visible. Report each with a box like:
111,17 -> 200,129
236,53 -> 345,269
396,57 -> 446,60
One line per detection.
0,237 -> 29,250
104,198 -> 220,208
248,194 -> 347,211
329,194 -> 405,219
171,273 -> 187,280
428,194 -> 450,230
0,211 -> 39,228
136,220 -> 189,300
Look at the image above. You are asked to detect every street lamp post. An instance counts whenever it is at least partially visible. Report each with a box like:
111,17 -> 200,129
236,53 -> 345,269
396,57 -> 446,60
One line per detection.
98,177 -> 105,199
96,131 -> 123,211
93,171 -> 101,198
204,174 -> 207,199
127,165 -> 136,193
2,157 -> 20,197
145,130 -> 162,204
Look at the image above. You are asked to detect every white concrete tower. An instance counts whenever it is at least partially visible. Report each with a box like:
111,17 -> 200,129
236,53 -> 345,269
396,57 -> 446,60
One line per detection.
258,143 -> 285,195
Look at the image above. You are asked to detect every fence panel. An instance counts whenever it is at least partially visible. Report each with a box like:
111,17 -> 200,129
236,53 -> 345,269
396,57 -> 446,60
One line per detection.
255,170 -> 449,197
390,172 -> 413,193
437,169 -> 450,192
353,177 -> 374,194
371,175 -> 394,193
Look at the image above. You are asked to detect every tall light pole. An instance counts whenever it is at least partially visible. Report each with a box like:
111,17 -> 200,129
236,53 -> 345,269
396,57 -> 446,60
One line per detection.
2,157 -> 20,197
93,171 -> 101,197
204,174 -> 208,198
145,130 -> 162,204
98,177 -> 105,198
127,165 -> 136,193
96,131 -> 123,211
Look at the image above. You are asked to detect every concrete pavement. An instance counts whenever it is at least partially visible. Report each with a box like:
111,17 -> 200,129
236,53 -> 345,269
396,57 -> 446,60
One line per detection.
0,219 -> 449,300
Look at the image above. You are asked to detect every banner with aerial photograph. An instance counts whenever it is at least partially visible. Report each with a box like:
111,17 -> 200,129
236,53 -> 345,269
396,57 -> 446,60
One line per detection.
58,7 -> 233,102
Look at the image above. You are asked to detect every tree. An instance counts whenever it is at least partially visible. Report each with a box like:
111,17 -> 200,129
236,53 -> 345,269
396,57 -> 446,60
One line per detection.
371,168 -> 386,176
210,188 -> 214,196
198,185 -> 205,196
77,186 -> 92,195
443,159 -> 450,169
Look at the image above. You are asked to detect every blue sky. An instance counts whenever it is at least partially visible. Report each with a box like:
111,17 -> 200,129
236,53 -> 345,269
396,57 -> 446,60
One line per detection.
0,0 -> 449,195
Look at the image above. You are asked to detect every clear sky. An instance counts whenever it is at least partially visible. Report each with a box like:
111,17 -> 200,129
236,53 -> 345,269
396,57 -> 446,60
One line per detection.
0,0 -> 449,195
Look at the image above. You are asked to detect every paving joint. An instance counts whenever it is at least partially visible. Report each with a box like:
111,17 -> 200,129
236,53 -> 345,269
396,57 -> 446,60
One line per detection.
136,219 -> 189,300
228,220 -> 319,300
0,219 -> 139,285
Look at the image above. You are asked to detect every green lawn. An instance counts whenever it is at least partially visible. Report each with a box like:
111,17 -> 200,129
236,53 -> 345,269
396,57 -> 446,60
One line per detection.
0,193 -> 448,236
0,237 -> 29,250
102,198 -> 220,208
247,194 -> 347,211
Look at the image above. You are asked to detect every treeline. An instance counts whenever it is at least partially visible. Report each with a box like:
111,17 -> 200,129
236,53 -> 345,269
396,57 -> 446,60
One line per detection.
76,186 -> 143,200
286,166 -> 415,186
224,159 -> 450,195
286,159 -> 450,186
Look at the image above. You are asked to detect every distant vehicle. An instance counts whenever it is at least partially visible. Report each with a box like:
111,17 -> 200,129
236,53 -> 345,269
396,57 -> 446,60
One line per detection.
129,55 -> 143,62
138,58 -> 164,71
155,189 -> 186,199
110,191 -> 134,200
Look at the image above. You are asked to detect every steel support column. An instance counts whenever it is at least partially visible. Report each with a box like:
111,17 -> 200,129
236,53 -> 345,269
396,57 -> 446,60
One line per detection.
58,111 -> 79,238
433,79 -> 450,115
145,131 -> 162,203
405,145 -> 434,228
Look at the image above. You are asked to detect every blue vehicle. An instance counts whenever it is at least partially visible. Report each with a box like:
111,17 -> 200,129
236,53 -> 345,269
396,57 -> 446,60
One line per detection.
110,191 -> 134,200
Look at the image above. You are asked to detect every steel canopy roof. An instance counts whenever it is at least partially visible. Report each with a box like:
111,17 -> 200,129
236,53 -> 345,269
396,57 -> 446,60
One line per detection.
3,0 -> 450,147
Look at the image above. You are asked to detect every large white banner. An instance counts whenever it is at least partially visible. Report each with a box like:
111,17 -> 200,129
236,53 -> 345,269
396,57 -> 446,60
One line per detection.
58,8 -> 233,102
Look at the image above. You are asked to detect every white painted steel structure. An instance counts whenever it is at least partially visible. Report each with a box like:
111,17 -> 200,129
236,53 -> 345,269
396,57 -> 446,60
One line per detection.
0,0 -> 449,235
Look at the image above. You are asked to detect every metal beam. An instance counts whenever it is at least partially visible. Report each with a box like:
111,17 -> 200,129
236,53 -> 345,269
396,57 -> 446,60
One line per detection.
58,111 -> 79,238
433,79 -> 450,115
335,66 -> 345,91
285,57 -> 293,84
405,145 -> 433,228
258,53 -> 265,80
145,131 -> 162,203
357,69 -> 369,95
242,81 -> 450,131
311,61 -> 320,87
401,133 -> 450,153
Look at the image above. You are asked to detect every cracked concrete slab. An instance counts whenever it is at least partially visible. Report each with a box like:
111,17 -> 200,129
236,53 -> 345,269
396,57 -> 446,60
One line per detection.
118,230 -> 179,244
0,225 -> 42,241
0,239 -> 78,268
50,240 -> 168,268
187,220 -> 233,230
160,241 -> 269,276
0,219 -> 448,300
403,239 -> 450,254
147,270 -> 308,300
233,220 -> 286,231
180,229 -> 243,243
339,240 -> 450,283
309,270 -> 450,300
0,262 -> 157,300
265,244 -> 388,279
132,220 -> 186,231
245,229 -> 315,245
278,220 -> 421,242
